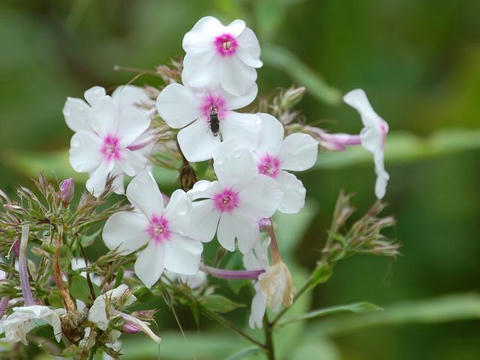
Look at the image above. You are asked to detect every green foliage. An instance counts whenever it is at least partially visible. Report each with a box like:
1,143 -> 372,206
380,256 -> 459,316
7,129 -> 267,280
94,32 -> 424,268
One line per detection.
199,294 -> 245,314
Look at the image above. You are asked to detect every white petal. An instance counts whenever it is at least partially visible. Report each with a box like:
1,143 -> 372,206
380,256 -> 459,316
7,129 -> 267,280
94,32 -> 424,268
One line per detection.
135,241 -> 165,288
373,149 -> 389,199
188,200 -> 219,242
63,98 -> 90,132
117,108 -> 151,147
69,131 -> 102,173
177,120 -> 221,162
237,27 -> 263,68
220,56 -> 257,96
118,149 -> 149,177
165,189 -> 191,233
222,82 -> 257,110
276,171 -> 306,214
232,214 -> 260,254
86,161 -> 111,197
256,113 -> 284,155
112,85 -> 153,110
213,146 -> 258,187
279,133 -> 318,171
102,211 -> 150,254
164,234 -> 202,275
216,213 -> 237,251
220,112 -> 261,151
343,89 -> 382,128
156,83 -> 201,128
249,283 -> 267,329
187,180 -> 221,201
238,175 -> 282,218
225,19 -> 246,37
183,52 -> 219,90
126,171 -> 164,218
87,96 -> 118,137
111,173 -> 125,194
84,86 -> 106,107
182,16 -> 222,54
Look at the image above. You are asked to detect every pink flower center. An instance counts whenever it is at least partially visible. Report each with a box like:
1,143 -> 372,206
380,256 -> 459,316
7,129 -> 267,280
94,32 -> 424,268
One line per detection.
257,154 -> 281,178
214,33 -> 238,57
200,94 -> 227,120
147,215 -> 171,244
101,135 -> 122,162
213,188 -> 239,213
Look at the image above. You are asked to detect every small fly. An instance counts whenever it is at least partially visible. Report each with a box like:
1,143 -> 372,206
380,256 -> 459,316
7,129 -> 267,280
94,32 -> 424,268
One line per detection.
209,107 -> 220,137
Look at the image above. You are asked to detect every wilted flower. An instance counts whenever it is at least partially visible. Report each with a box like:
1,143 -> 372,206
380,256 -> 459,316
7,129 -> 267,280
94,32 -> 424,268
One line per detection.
64,86 -> 153,196
344,89 -> 389,199
156,83 -> 260,162
259,262 -> 295,312
102,171 -> 203,288
182,16 -> 262,96
0,305 -> 65,345
187,146 -> 282,253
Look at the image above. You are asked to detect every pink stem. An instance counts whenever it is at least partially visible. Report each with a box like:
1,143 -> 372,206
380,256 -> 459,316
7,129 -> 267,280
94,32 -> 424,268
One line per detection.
19,225 -> 35,306
0,296 -> 9,317
200,264 -> 265,280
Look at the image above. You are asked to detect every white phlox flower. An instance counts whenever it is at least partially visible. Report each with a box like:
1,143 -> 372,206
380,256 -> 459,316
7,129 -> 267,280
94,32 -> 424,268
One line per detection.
102,171 -> 203,288
64,85 -> 153,196
187,145 -> 282,254
87,284 -> 136,331
0,305 -> 65,344
251,113 -> 318,214
156,82 -> 260,162
182,16 -> 262,96
343,89 -> 389,199
243,239 -> 269,329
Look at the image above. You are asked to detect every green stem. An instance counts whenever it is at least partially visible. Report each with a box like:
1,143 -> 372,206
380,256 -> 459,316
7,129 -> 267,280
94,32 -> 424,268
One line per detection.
271,277 -> 312,325
200,308 -> 265,349
263,317 -> 275,360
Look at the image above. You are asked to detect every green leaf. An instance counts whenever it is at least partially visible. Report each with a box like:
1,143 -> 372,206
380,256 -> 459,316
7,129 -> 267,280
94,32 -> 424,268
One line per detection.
290,338 -> 340,360
310,293 -> 480,336
70,274 -> 98,303
278,302 -> 382,327
200,294 -> 245,313
226,346 -> 263,360
262,44 -> 342,105
80,228 -> 102,248
315,129 -> 480,169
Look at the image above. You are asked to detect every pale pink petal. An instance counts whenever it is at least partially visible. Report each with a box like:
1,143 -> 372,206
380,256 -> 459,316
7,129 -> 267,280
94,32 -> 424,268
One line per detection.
256,113 -> 284,155
63,98 -> 90,132
84,86 -> 106,107
237,28 -> 263,68
177,120 -> 220,162
164,234 -> 202,275
213,146 -> 258,187
126,171 -> 164,218
220,56 -> 257,96
238,175 -> 282,218
188,200 -> 219,242
278,133 -> 318,171
220,112 -> 261,150
102,211 -> 150,254
276,171 -> 306,214
135,242 -> 165,288
156,83 -> 201,128
69,131 -> 102,173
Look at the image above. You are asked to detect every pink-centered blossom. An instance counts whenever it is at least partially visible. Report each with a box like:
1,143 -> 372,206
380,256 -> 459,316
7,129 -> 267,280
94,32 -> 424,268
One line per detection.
182,16 -> 262,96
343,89 -> 389,199
156,83 -> 260,162
252,113 -> 318,214
186,146 -> 282,254
64,86 -> 154,197
102,171 -> 202,288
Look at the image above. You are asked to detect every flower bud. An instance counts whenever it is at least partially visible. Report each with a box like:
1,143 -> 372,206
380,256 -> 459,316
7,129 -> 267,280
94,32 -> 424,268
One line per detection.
259,262 -> 295,312
123,322 -> 142,334
59,178 -> 75,205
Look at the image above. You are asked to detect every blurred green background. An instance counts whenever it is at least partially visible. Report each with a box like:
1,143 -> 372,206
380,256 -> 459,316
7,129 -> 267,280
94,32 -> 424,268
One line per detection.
1,0 -> 480,359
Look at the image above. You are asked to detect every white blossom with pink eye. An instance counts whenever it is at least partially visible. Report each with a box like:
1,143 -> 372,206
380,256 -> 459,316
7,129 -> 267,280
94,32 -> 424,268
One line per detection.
182,16 -> 262,96
155,83 -> 260,162
186,145 -> 282,254
343,89 -> 389,199
64,86 -> 153,197
251,113 -> 318,214
102,171 -> 202,288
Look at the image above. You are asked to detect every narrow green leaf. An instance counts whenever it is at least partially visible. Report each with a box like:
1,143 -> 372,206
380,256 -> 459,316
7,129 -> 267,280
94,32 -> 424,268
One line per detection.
226,346 -> 262,360
310,293 -> 480,336
278,302 -> 382,327
200,294 -> 245,313
262,44 -> 342,105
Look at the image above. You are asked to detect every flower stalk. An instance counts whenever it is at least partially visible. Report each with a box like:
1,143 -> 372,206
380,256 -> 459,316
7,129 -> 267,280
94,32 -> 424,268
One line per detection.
19,224 -> 34,306
200,264 -> 265,280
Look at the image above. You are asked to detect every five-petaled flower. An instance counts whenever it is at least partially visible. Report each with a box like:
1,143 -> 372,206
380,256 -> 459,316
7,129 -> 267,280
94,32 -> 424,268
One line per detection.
344,89 -> 389,199
156,83 -> 260,162
102,171 -> 202,288
182,16 -> 262,96
64,85 -> 154,196
187,145 -> 282,253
